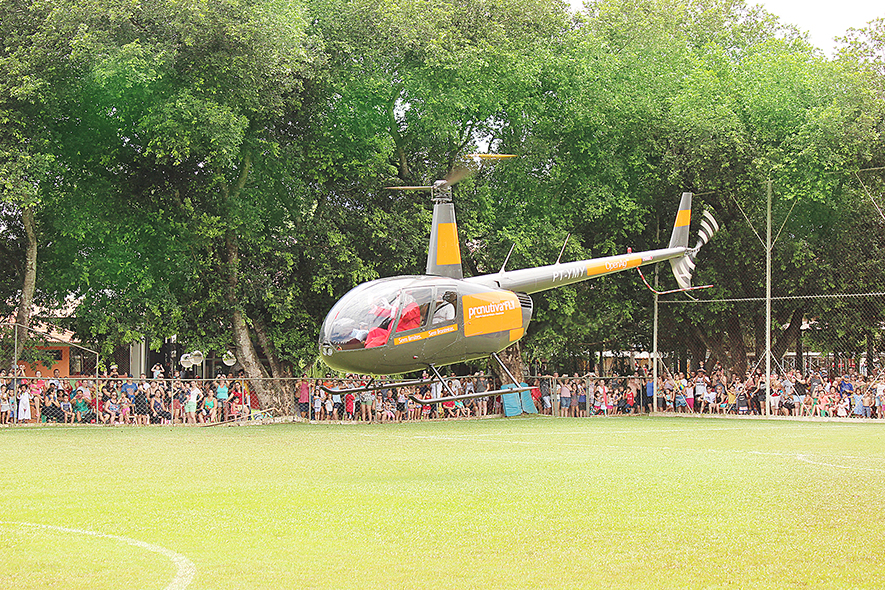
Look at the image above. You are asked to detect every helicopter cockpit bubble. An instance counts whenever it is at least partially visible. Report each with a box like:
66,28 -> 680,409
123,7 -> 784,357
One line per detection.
321,281 -> 398,349
320,279 -> 439,352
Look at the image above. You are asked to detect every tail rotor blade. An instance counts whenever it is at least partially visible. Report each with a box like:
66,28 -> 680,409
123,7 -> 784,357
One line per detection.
694,210 -> 720,249
670,209 -> 722,290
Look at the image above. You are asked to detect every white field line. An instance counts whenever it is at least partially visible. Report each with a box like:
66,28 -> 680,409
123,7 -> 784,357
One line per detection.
793,454 -> 885,473
391,433 -> 885,472
0,521 -> 196,590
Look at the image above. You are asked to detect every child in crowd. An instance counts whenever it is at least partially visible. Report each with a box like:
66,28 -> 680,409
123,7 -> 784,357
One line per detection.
381,396 -> 396,422
72,392 -> 91,423
203,389 -> 217,423
324,392 -> 333,420
60,393 -> 74,423
0,385 -> 10,425
396,389 -> 408,421
836,395 -> 849,418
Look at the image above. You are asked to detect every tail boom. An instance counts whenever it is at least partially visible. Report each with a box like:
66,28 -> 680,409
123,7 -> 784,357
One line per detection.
466,191 -> 718,294
466,246 -> 688,295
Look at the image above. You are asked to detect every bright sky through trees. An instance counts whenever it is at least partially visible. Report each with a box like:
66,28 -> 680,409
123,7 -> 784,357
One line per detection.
757,0 -> 882,54
569,1 -> 882,55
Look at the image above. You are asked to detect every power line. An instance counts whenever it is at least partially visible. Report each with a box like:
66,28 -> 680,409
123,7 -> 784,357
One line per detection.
661,292 -> 885,304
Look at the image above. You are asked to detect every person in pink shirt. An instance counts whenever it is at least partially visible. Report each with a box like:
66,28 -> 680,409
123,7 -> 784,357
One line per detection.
297,376 -> 311,419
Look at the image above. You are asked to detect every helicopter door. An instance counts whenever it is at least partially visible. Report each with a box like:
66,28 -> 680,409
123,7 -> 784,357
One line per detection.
388,288 -> 433,342
418,287 -> 463,361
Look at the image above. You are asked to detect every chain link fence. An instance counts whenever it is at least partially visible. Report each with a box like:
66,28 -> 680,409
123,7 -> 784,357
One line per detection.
0,372 -> 668,427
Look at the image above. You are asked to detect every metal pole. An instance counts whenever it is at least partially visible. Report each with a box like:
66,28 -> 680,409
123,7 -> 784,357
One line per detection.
765,179 -> 772,416
653,266 -> 659,415
13,324 -> 18,424
652,215 -> 660,415
584,376 -> 590,417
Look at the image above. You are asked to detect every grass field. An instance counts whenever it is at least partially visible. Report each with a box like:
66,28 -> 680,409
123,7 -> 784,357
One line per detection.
1,416 -> 884,589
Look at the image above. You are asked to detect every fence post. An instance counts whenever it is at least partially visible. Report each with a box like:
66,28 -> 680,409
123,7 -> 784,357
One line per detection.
584,376 -> 590,417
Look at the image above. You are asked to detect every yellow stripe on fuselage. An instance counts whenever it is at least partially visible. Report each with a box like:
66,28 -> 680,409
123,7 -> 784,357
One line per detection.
393,323 -> 458,346
586,255 -> 642,277
463,292 -> 522,337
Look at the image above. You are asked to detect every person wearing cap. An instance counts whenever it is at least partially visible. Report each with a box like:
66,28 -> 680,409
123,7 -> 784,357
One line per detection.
840,375 -> 854,397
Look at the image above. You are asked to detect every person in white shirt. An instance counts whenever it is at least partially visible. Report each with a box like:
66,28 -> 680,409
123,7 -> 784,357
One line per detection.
185,383 -> 201,424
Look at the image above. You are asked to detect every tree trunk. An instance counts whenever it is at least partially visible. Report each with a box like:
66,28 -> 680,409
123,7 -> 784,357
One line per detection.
14,206 -> 37,344
725,312 -> 748,377
753,313 -> 765,369
220,152 -> 275,409
253,317 -> 293,413
690,324 -> 727,372
772,307 -> 804,366
387,98 -> 410,180
493,341 -> 525,387
226,230 -> 274,408
686,338 -> 707,372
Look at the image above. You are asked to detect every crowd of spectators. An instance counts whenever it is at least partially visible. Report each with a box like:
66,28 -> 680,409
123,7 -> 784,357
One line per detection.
295,371 -> 501,422
0,366 -> 258,426
647,366 -> 885,418
3,363 -> 884,426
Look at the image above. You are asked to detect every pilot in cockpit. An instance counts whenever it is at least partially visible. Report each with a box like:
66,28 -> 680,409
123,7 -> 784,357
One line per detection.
432,291 -> 456,324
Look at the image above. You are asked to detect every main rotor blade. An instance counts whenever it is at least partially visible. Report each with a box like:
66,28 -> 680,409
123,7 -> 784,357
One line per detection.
388,154 -> 517,191
442,153 -> 518,188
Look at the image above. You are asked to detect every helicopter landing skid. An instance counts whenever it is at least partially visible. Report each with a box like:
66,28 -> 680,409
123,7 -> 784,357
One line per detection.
319,377 -> 437,396
408,385 -> 532,406
409,354 -> 531,405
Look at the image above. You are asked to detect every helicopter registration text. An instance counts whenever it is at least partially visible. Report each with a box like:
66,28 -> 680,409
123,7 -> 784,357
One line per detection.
552,263 -> 587,284
463,292 -> 522,337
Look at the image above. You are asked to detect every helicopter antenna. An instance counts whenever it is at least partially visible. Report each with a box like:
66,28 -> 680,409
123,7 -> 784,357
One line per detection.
555,233 -> 571,265
499,243 -> 516,274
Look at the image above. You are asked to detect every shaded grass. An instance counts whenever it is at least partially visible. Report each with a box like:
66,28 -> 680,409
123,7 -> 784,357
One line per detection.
1,417 -> 884,589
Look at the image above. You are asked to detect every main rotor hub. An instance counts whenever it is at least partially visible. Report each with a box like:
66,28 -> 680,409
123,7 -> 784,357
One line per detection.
431,180 -> 452,204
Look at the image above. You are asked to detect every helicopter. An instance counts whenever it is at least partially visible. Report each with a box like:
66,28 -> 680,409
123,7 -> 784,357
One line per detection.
318,156 -> 719,403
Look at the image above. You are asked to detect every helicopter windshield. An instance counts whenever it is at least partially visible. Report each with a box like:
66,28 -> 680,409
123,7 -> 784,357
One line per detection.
322,281 -> 434,350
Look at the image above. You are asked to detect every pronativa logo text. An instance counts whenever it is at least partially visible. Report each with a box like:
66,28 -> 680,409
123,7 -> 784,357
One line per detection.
467,299 -> 519,320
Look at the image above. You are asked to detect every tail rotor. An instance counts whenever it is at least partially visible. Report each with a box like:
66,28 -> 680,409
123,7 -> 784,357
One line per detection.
670,209 -> 721,290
